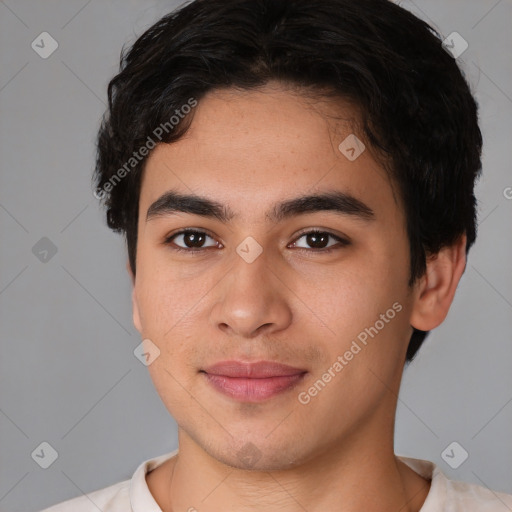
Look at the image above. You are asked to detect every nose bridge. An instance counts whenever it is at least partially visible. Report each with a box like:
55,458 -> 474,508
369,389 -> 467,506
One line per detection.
211,240 -> 292,337
228,241 -> 274,308
222,231 -> 271,287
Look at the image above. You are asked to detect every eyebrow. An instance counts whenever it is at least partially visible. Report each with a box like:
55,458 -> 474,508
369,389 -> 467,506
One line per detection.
146,189 -> 375,223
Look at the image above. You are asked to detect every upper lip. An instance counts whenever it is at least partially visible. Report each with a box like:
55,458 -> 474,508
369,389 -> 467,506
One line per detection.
202,360 -> 307,378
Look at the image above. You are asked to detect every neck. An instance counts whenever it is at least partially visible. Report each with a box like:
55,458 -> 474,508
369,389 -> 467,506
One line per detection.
147,426 -> 430,512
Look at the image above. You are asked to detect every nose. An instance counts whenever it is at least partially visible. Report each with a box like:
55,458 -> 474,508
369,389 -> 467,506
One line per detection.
210,248 -> 293,339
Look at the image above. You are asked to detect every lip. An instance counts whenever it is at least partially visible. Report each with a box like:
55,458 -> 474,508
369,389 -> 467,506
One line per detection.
203,360 -> 306,378
201,360 -> 307,402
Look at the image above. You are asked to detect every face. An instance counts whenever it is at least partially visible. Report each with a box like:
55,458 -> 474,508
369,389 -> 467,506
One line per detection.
132,84 -> 416,470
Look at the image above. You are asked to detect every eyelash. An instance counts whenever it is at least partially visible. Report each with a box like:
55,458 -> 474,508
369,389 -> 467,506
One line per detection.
163,229 -> 350,254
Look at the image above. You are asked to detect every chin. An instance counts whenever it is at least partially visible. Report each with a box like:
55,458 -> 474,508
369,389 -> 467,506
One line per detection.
204,438 -> 307,472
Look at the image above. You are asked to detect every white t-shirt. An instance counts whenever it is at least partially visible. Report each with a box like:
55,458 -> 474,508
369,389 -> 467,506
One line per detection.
40,450 -> 512,511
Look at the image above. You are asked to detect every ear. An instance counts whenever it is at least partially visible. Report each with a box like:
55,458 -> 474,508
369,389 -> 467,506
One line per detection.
126,260 -> 142,334
410,235 -> 467,332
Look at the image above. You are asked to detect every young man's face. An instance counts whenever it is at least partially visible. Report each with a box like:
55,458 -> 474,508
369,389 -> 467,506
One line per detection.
132,84 -> 416,470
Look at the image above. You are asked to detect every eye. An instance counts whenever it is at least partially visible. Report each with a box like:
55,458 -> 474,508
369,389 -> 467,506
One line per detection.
164,230 -> 221,252
163,228 -> 349,254
290,229 -> 350,252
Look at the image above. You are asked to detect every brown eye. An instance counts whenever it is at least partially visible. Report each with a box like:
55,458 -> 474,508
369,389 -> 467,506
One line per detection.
165,230 -> 218,250
291,230 -> 350,251
305,232 -> 330,249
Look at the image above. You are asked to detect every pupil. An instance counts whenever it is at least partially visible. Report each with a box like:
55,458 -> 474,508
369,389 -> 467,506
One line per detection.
307,232 -> 328,248
185,232 -> 204,248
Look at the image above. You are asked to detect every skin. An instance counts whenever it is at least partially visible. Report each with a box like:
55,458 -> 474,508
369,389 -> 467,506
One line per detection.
129,82 -> 467,511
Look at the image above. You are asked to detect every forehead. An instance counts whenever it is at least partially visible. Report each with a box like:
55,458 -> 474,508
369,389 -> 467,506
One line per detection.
153,85 -> 361,165
139,85 -> 397,222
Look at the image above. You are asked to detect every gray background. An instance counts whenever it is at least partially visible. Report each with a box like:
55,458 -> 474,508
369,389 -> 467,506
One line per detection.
0,0 -> 511,510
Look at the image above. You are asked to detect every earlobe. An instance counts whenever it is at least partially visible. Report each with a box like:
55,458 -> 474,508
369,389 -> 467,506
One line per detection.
410,235 -> 467,332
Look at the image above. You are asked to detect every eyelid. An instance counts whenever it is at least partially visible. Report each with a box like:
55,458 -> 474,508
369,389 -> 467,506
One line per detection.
289,228 -> 351,250
292,227 -> 350,243
163,228 -> 221,250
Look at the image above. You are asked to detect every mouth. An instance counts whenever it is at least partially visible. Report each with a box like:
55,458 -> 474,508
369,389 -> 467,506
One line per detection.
200,360 -> 307,402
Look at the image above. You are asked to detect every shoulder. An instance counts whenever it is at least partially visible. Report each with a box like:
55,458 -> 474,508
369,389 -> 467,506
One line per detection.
440,476 -> 512,511
398,455 -> 512,511
39,479 -> 130,512
38,450 -> 178,512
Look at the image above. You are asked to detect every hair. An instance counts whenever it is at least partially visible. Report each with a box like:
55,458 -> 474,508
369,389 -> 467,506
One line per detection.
94,0 -> 482,363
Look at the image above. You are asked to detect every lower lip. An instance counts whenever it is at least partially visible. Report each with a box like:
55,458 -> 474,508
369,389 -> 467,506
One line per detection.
203,372 -> 306,402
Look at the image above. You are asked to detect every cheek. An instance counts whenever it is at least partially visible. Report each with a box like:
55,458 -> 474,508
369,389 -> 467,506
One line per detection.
134,245 -> 213,368
298,243 -> 411,378
310,252 -> 407,327
134,241 -> 201,333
